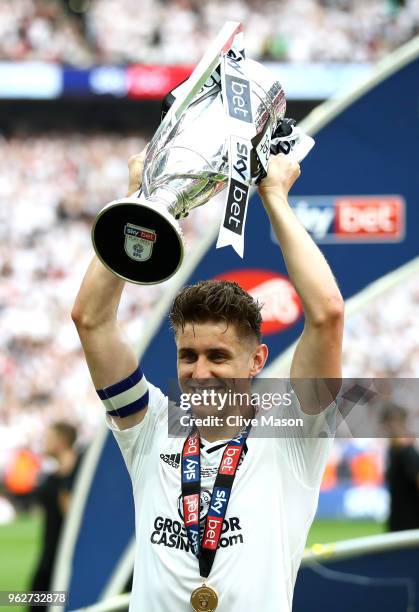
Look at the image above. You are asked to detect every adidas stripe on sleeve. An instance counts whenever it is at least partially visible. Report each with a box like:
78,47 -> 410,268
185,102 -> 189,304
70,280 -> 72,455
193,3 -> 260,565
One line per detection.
96,364 -> 149,418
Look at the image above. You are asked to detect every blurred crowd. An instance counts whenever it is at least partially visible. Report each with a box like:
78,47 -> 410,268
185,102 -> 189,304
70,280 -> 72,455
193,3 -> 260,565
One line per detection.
0,130 -> 218,477
0,0 -> 418,65
343,275 -> 419,378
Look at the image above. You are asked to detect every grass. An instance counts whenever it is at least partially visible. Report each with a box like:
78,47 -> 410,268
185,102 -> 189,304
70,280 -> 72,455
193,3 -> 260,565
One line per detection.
0,511 -> 42,612
306,519 -> 384,548
0,512 -> 383,610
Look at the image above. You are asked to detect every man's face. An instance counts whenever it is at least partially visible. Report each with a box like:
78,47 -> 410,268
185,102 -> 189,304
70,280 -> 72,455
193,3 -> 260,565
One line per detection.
176,320 -> 268,416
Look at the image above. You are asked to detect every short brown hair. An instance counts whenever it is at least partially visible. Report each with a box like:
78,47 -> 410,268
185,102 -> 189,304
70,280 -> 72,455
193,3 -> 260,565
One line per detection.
170,280 -> 262,341
51,422 -> 77,448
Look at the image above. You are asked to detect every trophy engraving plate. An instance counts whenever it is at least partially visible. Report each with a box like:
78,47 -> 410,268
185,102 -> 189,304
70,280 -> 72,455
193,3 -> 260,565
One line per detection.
124,223 -> 156,262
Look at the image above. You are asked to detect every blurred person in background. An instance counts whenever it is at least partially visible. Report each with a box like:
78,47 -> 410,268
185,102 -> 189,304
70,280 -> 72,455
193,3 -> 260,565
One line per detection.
3,448 -> 40,513
29,422 -> 82,611
382,404 -> 419,532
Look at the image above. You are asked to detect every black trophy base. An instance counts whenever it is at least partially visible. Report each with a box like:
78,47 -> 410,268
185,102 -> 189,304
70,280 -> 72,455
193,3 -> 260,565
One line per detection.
92,197 -> 184,284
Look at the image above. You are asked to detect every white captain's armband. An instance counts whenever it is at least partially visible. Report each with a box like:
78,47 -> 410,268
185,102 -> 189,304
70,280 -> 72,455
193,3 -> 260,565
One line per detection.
96,364 -> 148,418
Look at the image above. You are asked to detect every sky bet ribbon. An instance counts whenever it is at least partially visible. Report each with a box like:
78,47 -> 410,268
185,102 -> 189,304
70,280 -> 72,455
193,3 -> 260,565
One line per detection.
216,32 -> 256,258
181,426 -> 250,578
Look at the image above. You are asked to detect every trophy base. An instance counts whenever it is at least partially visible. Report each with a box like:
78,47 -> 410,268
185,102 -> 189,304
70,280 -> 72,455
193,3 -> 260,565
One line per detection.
92,196 -> 184,284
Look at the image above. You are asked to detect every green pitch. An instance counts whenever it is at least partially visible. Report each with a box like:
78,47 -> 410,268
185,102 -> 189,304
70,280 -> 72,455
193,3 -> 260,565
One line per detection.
0,513 -> 383,611
0,512 -> 42,612
307,518 -> 383,547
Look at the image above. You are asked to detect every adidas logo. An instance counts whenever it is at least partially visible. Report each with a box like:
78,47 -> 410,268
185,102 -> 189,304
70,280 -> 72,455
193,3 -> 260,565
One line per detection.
160,453 -> 180,469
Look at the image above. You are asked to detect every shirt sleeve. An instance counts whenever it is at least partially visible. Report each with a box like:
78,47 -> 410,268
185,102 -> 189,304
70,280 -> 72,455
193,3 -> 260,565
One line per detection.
105,382 -> 167,488
276,388 -> 337,488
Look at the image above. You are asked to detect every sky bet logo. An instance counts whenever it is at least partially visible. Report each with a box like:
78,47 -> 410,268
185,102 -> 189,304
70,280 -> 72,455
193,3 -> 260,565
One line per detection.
285,196 -> 405,244
220,446 -> 242,475
210,487 -> 230,516
203,516 -> 224,550
233,141 -> 250,183
183,494 -> 199,526
182,457 -> 199,482
224,52 -> 253,124
222,139 -> 251,236
225,75 -> 252,123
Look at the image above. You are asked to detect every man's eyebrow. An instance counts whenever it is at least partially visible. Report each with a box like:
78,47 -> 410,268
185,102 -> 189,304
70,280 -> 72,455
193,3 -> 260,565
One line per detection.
207,347 -> 233,356
177,347 -> 233,355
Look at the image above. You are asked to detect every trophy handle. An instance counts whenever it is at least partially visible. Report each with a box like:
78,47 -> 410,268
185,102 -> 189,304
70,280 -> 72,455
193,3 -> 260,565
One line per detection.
92,196 -> 184,285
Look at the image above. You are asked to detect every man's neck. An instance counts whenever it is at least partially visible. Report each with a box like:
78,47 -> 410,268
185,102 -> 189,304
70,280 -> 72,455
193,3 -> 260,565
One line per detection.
190,403 -> 255,443
197,423 -> 243,443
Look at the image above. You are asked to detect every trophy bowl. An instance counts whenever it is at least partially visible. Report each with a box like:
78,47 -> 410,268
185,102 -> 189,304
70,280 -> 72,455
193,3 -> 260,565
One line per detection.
92,24 -> 286,285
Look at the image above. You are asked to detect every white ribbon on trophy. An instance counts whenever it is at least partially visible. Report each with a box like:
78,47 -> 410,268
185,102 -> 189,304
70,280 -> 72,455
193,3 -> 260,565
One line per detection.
216,30 -> 256,258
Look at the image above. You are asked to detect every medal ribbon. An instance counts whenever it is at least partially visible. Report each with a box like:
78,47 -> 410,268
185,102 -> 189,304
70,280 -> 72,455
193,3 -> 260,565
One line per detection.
181,426 -> 250,579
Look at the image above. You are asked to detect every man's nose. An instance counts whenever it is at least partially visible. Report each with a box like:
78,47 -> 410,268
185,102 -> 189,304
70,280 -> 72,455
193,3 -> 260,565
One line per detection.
192,357 -> 212,379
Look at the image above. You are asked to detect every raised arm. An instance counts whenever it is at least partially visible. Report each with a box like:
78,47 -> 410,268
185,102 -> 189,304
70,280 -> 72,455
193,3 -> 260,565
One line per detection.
71,149 -> 148,430
258,154 -> 344,412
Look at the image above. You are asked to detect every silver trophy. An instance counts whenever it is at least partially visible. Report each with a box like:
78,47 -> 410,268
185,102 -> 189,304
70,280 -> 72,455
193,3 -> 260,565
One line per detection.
92,22 -> 312,284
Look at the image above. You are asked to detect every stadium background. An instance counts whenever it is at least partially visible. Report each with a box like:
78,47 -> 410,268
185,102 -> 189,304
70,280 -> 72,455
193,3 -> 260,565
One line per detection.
0,0 -> 419,610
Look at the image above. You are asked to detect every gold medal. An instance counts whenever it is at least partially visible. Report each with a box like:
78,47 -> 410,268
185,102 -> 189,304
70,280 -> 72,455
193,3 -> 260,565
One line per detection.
190,584 -> 218,611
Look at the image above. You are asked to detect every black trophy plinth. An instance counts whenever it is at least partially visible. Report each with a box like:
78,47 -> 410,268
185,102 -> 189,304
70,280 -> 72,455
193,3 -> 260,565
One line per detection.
92,198 -> 184,284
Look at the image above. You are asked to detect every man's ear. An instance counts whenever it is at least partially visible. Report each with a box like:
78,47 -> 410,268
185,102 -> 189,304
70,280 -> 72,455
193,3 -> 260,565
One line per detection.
250,343 -> 268,377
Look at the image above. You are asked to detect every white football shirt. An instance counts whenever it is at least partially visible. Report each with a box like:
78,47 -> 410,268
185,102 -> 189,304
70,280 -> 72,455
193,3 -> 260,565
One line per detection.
106,383 -> 336,612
